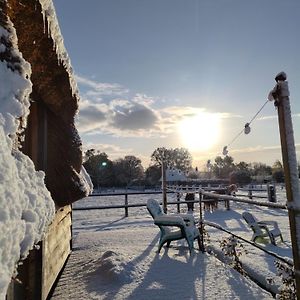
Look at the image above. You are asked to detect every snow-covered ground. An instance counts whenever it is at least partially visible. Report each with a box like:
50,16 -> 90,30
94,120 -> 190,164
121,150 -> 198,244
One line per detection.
50,186 -> 293,299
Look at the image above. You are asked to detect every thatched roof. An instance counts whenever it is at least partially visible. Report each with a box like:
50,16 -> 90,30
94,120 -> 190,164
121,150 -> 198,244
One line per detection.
3,0 -> 91,207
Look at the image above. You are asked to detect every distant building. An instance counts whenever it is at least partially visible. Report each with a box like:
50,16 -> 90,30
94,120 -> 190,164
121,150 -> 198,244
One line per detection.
160,168 -> 187,182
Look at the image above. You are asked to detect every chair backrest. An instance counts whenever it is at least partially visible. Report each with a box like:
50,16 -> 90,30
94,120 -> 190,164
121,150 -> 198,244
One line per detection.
147,199 -> 163,220
242,212 -> 257,225
242,212 -> 263,234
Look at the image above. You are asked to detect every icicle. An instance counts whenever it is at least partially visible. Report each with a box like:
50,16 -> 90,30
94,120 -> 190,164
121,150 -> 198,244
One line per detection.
38,0 -> 79,97
41,8 -> 46,34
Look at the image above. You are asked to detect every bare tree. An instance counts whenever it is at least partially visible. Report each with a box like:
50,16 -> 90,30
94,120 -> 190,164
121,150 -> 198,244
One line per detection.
150,147 -> 192,173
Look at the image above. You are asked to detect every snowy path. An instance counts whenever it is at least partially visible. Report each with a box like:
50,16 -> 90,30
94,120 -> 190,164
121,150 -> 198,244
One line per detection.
51,213 -> 273,299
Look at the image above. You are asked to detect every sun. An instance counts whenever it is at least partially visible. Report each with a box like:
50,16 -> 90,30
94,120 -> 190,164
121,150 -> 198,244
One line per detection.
178,112 -> 221,151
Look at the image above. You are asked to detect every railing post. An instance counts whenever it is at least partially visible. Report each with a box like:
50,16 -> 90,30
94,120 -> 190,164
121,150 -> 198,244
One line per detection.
248,190 -> 253,200
270,72 -> 300,298
198,190 -> 205,252
177,192 -> 180,213
125,193 -> 128,217
267,183 -> 277,203
162,161 -> 167,213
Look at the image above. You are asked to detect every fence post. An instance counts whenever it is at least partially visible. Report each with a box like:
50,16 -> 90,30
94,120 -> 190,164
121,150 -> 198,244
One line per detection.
177,192 -> 180,213
198,191 -> 205,252
162,161 -> 167,213
267,184 -> 277,203
270,72 -> 300,298
125,193 -> 128,217
248,190 -> 253,199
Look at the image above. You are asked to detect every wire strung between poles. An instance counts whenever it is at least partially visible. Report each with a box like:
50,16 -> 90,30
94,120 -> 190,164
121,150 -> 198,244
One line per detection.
224,99 -> 270,153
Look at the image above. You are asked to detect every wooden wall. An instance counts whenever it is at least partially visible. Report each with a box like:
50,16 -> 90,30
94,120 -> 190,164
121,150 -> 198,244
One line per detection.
42,206 -> 72,300
6,206 -> 72,300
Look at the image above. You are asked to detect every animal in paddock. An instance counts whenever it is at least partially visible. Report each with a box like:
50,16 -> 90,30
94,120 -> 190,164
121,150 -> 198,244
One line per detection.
203,195 -> 218,212
203,184 -> 238,212
185,193 -> 195,211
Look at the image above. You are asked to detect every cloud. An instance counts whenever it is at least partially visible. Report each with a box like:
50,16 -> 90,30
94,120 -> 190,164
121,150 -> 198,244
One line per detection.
258,113 -> 300,121
157,106 -> 239,134
75,74 -> 129,103
230,143 -> 300,154
110,101 -> 159,131
76,99 -> 110,132
76,94 -> 160,136
75,76 -> 240,139
82,142 -> 134,160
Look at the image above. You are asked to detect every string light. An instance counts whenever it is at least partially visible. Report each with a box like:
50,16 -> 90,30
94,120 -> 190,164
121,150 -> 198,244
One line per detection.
244,123 -> 251,134
221,99 -> 270,156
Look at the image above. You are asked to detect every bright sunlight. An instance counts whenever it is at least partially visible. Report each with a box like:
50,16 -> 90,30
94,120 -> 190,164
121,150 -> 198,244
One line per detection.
178,112 -> 221,151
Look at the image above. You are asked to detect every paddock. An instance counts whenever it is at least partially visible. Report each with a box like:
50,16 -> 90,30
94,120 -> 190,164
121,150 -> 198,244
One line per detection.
49,186 -> 291,298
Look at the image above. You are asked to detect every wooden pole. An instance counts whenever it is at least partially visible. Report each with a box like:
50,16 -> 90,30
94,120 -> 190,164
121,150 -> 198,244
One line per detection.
272,73 -> 300,298
248,190 -> 253,200
162,161 -> 167,213
198,191 -> 205,252
177,192 -> 180,213
124,193 -> 128,217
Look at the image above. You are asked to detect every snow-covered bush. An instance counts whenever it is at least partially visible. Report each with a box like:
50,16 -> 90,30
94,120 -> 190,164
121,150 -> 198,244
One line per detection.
275,260 -> 295,300
219,235 -> 246,275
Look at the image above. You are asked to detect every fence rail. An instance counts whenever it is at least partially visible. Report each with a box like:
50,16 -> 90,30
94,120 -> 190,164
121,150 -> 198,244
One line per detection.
204,221 -> 293,266
74,189 -> 287,216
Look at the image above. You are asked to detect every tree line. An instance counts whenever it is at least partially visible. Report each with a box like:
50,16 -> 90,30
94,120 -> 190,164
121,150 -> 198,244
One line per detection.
83,147 -> 300,189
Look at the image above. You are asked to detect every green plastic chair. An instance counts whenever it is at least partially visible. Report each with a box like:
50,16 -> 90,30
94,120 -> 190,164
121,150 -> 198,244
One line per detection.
147,199 -> 201,253
242,211 -> 283,245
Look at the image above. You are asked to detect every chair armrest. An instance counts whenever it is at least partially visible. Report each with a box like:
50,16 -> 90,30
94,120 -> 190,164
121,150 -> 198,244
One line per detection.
177,214 -> 196,224
258,221 -> 278,227
154,215 -> 186,227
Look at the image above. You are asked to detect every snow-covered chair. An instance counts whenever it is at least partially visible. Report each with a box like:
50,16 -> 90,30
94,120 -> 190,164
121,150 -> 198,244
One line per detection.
147,199 -> 201,253
242,212 -> 283,245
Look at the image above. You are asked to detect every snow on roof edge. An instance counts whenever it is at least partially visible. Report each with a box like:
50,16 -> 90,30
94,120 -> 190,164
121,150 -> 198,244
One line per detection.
39,0 -> 79,98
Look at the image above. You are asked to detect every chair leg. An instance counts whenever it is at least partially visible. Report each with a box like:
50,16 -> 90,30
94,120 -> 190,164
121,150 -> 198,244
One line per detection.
186,237 -> 193,253
197,237 -> 202,251
158,242 -> 164,253
280,234 -> 284,242
269,234 -> 276,245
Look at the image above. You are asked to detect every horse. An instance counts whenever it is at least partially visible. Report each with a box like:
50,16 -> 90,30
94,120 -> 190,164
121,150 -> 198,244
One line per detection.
203,184 -> 238,212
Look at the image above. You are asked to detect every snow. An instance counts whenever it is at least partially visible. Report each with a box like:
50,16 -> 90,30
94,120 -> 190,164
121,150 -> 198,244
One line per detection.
0,125 -> 55,300
78,165 -> 94,194
0,17 -> 55,299
0,20 -> 32,138
51,188 -> 294,299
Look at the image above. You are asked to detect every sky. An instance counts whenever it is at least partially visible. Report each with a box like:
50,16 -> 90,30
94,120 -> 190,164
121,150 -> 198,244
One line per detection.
53,0 -> 300,170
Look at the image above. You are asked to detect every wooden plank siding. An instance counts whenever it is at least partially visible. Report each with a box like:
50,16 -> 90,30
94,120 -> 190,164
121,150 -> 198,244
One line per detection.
42,206 -> 72,300
6,206 -> 72,300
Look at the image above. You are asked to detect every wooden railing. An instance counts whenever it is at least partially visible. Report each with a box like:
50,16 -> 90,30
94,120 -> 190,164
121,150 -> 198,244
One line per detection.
73,188 -> 287,217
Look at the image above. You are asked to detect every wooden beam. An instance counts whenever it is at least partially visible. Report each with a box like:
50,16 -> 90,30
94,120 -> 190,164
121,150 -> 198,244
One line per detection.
274,76 -> 300,298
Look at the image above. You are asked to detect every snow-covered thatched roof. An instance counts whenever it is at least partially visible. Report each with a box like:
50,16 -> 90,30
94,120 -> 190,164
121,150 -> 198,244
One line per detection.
0,1 -> 92,297
4,0 -> 92,206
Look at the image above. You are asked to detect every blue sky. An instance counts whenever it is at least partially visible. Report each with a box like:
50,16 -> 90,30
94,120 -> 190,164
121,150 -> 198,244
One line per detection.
53,0 -> 300,169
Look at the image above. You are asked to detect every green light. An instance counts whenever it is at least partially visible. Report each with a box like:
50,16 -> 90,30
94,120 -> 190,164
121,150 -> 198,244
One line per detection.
101,162 -> 107,167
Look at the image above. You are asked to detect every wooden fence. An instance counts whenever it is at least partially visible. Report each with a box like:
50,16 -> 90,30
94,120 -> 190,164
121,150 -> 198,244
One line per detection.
73,188 -> 287,216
